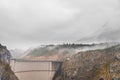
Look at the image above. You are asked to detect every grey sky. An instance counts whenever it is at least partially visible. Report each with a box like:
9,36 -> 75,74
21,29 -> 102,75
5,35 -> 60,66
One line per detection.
0,0 -> 120,49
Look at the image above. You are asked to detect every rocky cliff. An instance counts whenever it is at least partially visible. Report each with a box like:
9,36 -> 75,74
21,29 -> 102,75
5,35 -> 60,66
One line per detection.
0,44 -> 18,80
53,45 -> 120,80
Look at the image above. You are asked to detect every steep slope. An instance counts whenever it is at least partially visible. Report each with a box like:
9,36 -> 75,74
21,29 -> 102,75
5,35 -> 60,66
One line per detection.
0,44 -> 18,80
53,45 -> 120,80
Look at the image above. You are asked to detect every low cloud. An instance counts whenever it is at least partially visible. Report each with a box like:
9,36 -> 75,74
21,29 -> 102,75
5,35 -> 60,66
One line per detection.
0,0 -> 120,49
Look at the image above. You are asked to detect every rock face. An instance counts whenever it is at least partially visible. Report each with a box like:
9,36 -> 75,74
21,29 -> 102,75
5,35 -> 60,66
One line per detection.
0,44 -> 18,80
53,45 -> 120,80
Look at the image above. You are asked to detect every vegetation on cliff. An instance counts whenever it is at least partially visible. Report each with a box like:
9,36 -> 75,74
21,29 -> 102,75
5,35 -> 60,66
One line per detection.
0,44 -> 18,80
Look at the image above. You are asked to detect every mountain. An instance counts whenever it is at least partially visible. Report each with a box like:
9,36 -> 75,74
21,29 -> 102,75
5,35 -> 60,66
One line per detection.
77,25 -> 120,43
0,44 -> 18,80
10,49 -> 25,58
22,44 -> 74,60
53,44 -> 120,80
23,43 -> 117,61
20,48 -> 34,59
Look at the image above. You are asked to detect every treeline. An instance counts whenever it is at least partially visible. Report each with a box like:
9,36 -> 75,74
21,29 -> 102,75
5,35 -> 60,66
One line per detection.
58,43 -> 95,48
45,43 -> 95,49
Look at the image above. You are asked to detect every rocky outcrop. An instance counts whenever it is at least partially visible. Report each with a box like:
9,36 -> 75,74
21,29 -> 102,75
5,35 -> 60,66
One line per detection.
53,45 -> 120,80
0,44 -> 18,80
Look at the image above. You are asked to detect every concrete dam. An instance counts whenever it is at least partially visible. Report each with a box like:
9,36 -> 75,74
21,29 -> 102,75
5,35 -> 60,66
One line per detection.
10,59 -> 63,80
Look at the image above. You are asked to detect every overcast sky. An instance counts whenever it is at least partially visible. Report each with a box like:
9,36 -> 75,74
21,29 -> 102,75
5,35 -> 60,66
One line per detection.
0,0 -> 120,50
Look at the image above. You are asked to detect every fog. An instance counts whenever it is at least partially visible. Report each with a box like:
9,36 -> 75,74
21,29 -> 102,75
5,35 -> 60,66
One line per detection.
0,0 -> 120,49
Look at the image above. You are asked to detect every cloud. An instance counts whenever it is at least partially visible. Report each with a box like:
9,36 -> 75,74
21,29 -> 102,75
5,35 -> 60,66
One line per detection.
0,0 -> 120,49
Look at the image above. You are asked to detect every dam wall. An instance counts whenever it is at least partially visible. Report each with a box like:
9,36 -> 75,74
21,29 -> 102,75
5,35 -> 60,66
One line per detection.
10,59 -> 62,80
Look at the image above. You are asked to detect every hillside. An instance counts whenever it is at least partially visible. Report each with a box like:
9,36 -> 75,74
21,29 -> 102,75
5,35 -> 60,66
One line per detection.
23,43 -> 117,60
0,44 -> 18,80
53,44 -> 120,80
23,44 -> 75,60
